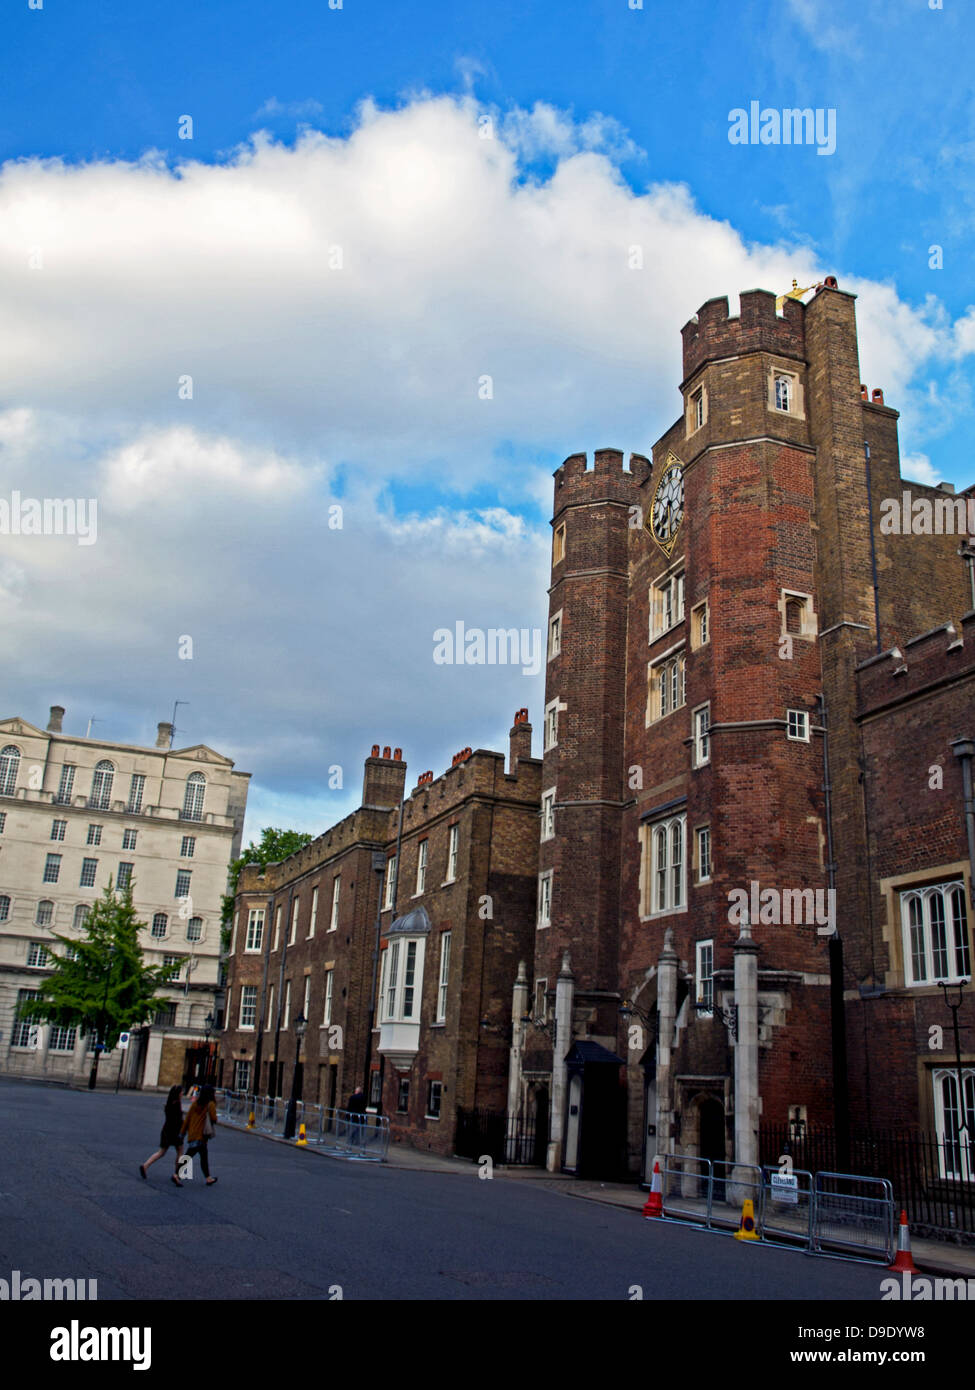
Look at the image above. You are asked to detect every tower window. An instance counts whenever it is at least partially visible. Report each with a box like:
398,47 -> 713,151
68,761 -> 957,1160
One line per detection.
786,709 -> 809,742
553,524 -> 566,565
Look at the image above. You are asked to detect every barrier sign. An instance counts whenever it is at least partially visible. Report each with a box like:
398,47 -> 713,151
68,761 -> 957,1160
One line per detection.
118,1032 -> 131,1050
770,1173 -> 799,1205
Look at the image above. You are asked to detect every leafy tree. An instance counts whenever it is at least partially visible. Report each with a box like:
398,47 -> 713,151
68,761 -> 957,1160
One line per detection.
220,826 -> 313,946
17,880 -> 180,1088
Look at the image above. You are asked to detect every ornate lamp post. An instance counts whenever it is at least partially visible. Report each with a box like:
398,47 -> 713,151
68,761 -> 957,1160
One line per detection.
938,979 -> 970,1140
283,1012 -> 307,1140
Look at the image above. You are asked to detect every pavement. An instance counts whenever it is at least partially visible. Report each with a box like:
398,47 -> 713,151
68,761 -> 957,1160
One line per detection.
218,1119 -> 975,1280
0,1077 -> 899,1301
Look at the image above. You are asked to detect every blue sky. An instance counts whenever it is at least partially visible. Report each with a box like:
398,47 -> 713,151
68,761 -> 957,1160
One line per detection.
1,0 -> 973,843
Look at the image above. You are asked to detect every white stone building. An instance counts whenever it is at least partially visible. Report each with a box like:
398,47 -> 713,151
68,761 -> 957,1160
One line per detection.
0,706 -> 249,1089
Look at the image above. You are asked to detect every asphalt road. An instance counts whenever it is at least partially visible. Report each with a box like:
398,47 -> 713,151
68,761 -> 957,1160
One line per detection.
0,1078 -> 890,1301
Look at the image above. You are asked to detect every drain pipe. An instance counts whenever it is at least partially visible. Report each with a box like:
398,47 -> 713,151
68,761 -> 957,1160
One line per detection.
817,692 -> 850,1171
950,740 -> 975,910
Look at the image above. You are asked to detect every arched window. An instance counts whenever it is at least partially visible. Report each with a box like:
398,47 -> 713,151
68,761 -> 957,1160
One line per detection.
0,745 -> 21,797
0,895 -> 10,922
186,916 -> 203,942
182,772 -> 206,821
73,904 -> 90,930
89,760 -> 115,811
151,912 -> 168,939
36,900 -> 54,926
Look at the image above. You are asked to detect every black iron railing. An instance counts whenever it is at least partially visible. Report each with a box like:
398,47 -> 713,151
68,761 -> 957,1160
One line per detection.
760,1124 -> 975,1238
455,1108 -> 547,1166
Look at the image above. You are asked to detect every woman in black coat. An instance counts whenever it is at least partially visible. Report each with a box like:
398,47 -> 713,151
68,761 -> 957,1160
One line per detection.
139,1085 -> 185,1183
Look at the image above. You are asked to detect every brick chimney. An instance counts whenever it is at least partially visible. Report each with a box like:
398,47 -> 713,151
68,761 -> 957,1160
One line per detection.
509,708 -> 532,773
156,721 -> 173,748
47,705 -> 64,733
362,744 -> 407,808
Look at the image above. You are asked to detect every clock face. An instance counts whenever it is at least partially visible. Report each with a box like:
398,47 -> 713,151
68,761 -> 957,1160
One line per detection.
647,455 -> 684,556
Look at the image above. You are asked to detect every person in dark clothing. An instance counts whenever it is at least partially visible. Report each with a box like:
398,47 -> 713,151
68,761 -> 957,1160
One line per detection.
346,1086 -> 366,1114
140,1085 -> 185,1182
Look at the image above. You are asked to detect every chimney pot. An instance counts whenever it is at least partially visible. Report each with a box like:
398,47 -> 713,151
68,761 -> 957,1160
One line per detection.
382,745 -> 391,760
860,384 -> 868,399
47,705 -> 65,733
872,388 -> 885,404
156,721 -> 173,748
393,748 -> 402,761
371,744 -> 380,757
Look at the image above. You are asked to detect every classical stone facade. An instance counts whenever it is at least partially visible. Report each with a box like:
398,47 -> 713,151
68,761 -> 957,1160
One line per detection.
513,280 -> 975,1179
0,707 -> 249,1088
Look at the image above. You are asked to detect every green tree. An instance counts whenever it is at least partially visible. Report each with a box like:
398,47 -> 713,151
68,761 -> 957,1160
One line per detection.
220,826 -> 313,946
17,880 -> 180,1089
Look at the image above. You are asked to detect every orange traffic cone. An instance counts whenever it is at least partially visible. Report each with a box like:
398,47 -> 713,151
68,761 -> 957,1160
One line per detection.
246,1111 -> 255,1130
296,1122 -> 307,1147
888,1211 -> 919,1274
643,1161 -> 663,1218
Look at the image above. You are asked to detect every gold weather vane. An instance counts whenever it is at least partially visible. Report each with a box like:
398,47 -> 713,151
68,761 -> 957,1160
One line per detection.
775,279 -> 821,310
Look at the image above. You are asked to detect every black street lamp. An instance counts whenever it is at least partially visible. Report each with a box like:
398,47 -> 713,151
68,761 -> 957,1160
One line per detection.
938,979 -> 971,1138
199,1011 -> 215,1084
283,1012 -> 307,1140
88,947 -> 115,1091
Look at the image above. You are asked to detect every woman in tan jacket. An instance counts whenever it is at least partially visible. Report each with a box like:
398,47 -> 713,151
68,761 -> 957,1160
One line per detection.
179,1083 -> 218,1185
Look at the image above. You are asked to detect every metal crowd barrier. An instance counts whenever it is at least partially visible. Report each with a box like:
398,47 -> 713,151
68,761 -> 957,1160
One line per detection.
214,1090 -> 389,1162
651,1153 -> 895,1263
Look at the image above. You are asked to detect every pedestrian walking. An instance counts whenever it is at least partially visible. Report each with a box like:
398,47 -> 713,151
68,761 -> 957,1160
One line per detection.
346,1085 -> 366,1146
139,1085 -> 185,1184
180,1083 -> 219,1185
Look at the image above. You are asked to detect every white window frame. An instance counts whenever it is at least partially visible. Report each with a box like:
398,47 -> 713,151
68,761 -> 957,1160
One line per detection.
89,761 -> 115,811
541,787 -> 556,842
239,985 -> 258,1030
383,937 -> 425,1021
426,1080 -> 443,1120
80,857 -> 98,888
27,941 -> 50,968
290,897 -> 300,945
650,571 -> 685,641
43,853 -> 62,884
446,824 -> 459,883
309,885 -> 318,939
544,700 -> 559,752
181,772 -> 206,821
122,828 -> 137,850
151,912 -> 168,940
273,907 -> 281,951
245,908 -> 265,953
648,650 -> 686,724
538,870 -> 553,927
933,1068 -> 975,1180
127,773 -> 145,814
383,855 -> 397,911
786,709 -> 809,742
35,899 -> 55,926
180,836 -> 196,858
11,989 -> 40,1047
323,969 -> 333,1026
329,876 -> 340,931
302,975 -> 311,1024
55,763 -> 75,806
117,861 -> 133,889
687,384 -> 706,435
692,704 -> 710,768
437,931 -> 451,1021
51,819 -> 67,842
553,523 -> 566,565
282,980 -> 291,1031
175,869 -> 192,899
415,839 -> 428,896
265,984 -> 275,1031
900,881 -> 971,986
86,825 -> 102,846
646,814 -> 687,916
0,746 -> 21,798
0,895 -> 10,923
186,916 -> 203,943
696,938 -> 714,1014
548,610 -> 562,660
691,599 -> 709,649
696,825 -> 711,884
